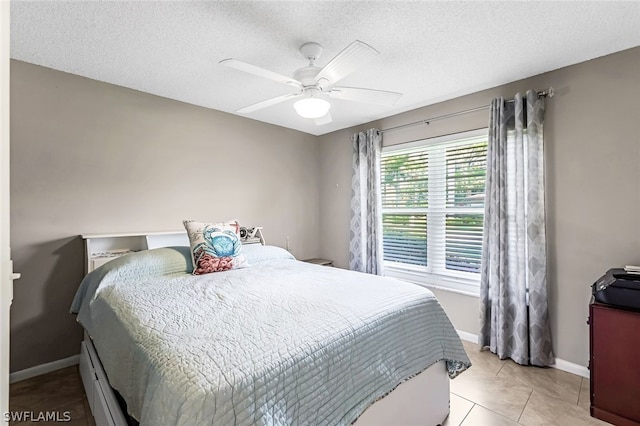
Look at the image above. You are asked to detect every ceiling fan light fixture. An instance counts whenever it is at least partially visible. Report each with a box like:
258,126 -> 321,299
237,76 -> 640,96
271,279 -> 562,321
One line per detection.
293,97 -> 331,119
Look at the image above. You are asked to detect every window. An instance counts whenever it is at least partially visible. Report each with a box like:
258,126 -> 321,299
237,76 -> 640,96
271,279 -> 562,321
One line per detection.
381,129 -> 487,295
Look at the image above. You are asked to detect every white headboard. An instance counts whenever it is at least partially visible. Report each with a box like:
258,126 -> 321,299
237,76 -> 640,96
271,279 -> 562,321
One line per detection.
81,229 -> 264,274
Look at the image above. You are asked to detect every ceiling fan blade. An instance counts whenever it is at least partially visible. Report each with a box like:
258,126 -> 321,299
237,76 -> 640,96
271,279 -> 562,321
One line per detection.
315,40 -> 379,88
329,87 -> 402,105
220,59 -> 302,89
314,112 -> 333,126
237,93 -> 302,114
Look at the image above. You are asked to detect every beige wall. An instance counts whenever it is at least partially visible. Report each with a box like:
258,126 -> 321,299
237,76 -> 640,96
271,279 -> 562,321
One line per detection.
10,46 -> 640,372
9,60 -> 320,372
318,46 -> 640,366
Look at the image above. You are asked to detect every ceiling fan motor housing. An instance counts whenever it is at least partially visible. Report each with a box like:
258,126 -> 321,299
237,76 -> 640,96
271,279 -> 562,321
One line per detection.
293,66 -> 322,87
294,42 -> 325,87
299,42 -> 323,62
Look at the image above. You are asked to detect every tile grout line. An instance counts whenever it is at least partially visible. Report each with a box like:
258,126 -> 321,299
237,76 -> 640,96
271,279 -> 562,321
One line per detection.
576,377 -> 586,406
458,402 -> 475,426
451,389 -> 478,425
472,401 -> 525,425
516,388 -> 534,424
451,392 -> 475,405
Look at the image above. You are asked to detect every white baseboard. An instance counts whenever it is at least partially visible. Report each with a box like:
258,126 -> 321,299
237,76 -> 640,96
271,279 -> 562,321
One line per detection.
553,357 -> 590,379
456,329 -> 479,344
10,354 -> 80,384
455,329 -> 590,379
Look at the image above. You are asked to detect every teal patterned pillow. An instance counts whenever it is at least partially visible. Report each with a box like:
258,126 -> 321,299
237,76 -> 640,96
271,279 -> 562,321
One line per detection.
183,220 -> 248,275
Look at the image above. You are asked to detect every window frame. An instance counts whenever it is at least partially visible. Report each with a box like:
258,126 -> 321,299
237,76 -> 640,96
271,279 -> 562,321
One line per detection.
381,128 -> 488,297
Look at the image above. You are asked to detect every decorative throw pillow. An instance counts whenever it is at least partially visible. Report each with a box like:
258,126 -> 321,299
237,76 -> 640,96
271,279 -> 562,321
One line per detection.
183,220 -> 248,275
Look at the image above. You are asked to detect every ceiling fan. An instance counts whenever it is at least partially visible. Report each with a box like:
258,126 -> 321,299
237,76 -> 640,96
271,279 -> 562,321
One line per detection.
220,40 -> 402,126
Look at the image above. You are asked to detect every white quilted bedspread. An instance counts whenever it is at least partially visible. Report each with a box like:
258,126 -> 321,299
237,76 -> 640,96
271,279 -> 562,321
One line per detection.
71,247 -> 470,425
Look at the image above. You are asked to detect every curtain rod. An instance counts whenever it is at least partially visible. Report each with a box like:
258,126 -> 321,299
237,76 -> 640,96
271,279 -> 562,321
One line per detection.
380,87 -> 554,134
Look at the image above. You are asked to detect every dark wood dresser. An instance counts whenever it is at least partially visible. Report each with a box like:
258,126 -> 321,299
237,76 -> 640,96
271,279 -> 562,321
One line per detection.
590,302 -> 640,425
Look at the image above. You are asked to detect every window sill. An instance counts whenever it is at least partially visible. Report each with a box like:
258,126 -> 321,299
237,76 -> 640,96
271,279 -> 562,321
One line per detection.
384,267 -> 480,298
417,282 -> 480,298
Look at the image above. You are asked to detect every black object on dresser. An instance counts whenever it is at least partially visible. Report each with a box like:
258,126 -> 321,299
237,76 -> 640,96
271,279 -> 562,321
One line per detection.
592,268 -> 640,310
589,302 -> 640,426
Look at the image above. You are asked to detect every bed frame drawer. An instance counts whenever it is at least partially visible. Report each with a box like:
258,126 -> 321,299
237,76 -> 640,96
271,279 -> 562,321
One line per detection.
80,336 -> 128,426
94,380 -> 115,426
79,341 -> 95,414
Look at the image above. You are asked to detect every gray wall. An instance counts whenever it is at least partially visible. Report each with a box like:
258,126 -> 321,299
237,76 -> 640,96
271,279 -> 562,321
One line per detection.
10,46 -> 640,372
10,60 -> 320,372
318,46 -> 640,366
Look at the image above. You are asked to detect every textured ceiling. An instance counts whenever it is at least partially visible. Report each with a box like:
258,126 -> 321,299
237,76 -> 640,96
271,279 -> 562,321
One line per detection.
10,1 -> 640,136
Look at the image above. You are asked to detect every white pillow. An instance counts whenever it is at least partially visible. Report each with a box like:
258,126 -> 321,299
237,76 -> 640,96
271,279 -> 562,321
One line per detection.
242,244 -> 296,263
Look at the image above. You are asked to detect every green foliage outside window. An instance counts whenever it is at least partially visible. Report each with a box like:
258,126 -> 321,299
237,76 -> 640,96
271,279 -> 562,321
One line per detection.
381,139 -> 487,273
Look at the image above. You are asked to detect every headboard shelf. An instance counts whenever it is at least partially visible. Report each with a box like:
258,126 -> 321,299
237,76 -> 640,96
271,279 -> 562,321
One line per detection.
81,230 -> 186,239
82,229 -> 265,274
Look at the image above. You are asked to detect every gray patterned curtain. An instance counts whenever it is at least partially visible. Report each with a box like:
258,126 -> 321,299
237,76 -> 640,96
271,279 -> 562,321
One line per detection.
479,90 -> 554,366
349,129 -> 383,275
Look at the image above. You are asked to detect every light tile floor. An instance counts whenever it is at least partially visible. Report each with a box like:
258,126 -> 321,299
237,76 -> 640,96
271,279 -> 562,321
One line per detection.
446,341 -> 610,426
9,340 -> 610,425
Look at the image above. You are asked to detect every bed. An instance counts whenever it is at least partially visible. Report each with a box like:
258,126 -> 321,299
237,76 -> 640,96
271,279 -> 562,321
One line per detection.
71,242 -> 470,426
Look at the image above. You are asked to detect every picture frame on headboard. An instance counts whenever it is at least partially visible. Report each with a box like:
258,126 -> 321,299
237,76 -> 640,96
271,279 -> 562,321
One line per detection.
240,227 -> 264,245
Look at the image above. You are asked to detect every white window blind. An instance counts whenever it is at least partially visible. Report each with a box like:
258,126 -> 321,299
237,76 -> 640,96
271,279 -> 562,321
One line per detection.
381,129 -> 487,294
